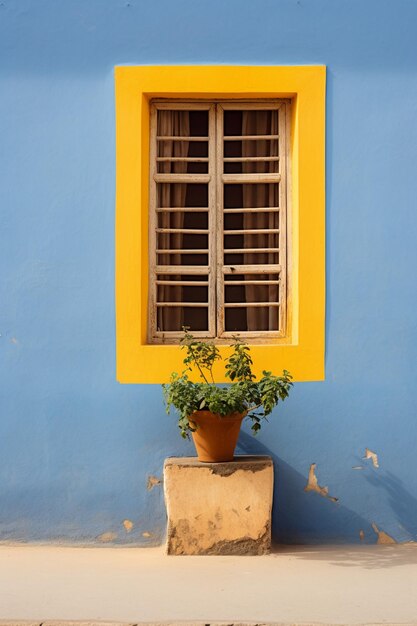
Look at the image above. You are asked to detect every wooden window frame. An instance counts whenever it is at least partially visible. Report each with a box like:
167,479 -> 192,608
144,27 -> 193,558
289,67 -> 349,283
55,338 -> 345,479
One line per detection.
148,100 -> 290,343
115,66 -> 326,383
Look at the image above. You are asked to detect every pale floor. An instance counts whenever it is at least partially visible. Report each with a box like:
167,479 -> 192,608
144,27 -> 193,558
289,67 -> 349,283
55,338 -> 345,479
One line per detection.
1,544 -> 417,624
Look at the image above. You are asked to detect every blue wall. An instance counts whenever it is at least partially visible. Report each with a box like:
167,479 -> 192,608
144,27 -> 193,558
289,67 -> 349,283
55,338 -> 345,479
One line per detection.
1,0 -> 417,545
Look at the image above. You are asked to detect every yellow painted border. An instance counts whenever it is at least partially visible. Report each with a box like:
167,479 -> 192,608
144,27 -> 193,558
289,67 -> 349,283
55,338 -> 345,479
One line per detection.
115,65 -> 326,383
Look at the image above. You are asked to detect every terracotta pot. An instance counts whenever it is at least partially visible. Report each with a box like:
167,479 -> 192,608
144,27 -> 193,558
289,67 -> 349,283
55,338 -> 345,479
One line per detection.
189,410 -> 246,462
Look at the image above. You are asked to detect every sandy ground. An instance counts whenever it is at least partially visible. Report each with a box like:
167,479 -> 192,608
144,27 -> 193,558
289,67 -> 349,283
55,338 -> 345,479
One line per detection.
0,544 -> 417,624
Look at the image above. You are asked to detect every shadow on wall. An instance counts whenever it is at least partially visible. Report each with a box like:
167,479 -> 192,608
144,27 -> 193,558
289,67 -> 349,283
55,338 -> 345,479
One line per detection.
237,431 -> 375,545
362,469 -> 417,540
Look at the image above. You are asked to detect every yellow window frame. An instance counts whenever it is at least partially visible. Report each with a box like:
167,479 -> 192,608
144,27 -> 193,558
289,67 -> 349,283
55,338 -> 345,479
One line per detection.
115,65 -> 326,383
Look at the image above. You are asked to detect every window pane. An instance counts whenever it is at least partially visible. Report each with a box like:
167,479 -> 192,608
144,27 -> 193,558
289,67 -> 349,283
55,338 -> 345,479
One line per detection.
225,306 -> 279,332
157,306 -> 208,332
225,281 -> 279,304
157,183 -> 208,208
223,183 -> 279,209
223,109 -> 279,170
157,232 -> 208,251
223,110 -> 278,136
157,160 -> 208,174
157,211 -> 208,230
157,284 -> 208,303
223,273 -> 280,332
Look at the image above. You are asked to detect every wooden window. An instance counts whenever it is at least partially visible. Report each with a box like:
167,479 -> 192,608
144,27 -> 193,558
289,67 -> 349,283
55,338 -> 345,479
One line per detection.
148,100 -> 290,343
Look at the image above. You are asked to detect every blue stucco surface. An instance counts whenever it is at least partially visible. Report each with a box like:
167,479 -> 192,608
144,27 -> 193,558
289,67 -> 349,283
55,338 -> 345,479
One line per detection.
1,0 -> 417,545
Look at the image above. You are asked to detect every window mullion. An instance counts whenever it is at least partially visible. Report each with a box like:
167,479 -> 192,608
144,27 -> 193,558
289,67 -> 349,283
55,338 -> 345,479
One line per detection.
208,104 -> 217,338
278,103 -> 288,337
215,105 -> 225,337
148,103 -> 158,341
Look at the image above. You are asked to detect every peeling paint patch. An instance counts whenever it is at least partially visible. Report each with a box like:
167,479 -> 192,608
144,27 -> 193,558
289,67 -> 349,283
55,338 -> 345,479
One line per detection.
352,465 -> 364,470
364,448 -> 379,468
304,463 -> 338,502
123,519 -> 133,532
10,337 -> 18,344
359,530 -> 365,541
142,531 -> 152,538
97,532 -> 117,543
372,522 -> 396,544
147,475 -> 162,490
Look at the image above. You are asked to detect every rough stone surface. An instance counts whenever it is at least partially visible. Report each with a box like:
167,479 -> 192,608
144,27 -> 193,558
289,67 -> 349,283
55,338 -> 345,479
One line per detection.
164,456 -> 273,555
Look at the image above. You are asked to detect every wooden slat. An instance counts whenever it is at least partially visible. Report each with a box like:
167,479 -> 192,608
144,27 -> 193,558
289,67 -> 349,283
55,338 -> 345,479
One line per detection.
223,156 -> 280,162
224,280 -> 280,285
154,174 -> 210,183
156,266 -> 210,274
223,264 -> 281,274
157,157 -> 209,162
219,102 -> 283,111
154,102 -> 212,111
156,207 -> 208,212
156,136 -> 208,141
222,173 -> 280,184
153,330 -> 212,340
156,302 -> 208,308
223,207 -> 280,213
220,330 -> 284,340
224,302 -> 280,308
156,280 -> 208,286
224,134 -> 279,141
224,248 -> 280,254
156,249 -> 209,254
156,228 -> 209,234
224,229 -> 280,235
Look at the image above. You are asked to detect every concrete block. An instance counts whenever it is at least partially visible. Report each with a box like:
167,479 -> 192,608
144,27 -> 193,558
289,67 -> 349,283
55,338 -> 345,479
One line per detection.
164,455 -> 273,555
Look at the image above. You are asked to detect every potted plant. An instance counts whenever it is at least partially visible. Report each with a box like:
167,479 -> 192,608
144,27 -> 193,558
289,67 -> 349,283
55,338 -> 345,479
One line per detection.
163,330 -> 293,462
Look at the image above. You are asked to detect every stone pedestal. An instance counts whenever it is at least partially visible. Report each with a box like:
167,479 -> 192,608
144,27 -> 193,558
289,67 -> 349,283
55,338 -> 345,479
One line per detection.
163,455 -> 273,555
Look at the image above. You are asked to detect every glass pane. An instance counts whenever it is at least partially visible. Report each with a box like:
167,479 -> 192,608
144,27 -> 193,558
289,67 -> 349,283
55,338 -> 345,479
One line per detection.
223,183 -> 279,209
225,306 -> 279,332
157,252 -> 209,266
157,183 -> 208,208
157,306 -> 208,332
157,109 -> 208,137
157,284 -> 208,303
224,158 -> 278,175
157,232 -> 208,251
157,160 -> 208,174
223,109 -> 279,170
157,211 -> 208,230
224,210 -> 279,231
158,141 -> 208,159
223,109 -> 278,136
225,281 -> 279,304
